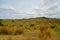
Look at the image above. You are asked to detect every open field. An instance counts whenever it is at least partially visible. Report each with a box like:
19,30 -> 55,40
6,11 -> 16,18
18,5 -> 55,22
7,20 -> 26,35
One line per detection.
0,17 -> 60,40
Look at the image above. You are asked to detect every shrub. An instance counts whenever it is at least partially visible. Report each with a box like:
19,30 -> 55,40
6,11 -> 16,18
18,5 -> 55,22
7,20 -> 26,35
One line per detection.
0,19 -> 3,21
50,25 -> 56,29
11,20 -> 15,22
30,24 -> 34,27
0,22 -> 4,26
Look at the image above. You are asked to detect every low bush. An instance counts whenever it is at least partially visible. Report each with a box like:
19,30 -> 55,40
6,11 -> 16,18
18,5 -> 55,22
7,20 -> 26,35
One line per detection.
0,22 -> 4,26
50,25 -> 56,29
30,24 -> 34,27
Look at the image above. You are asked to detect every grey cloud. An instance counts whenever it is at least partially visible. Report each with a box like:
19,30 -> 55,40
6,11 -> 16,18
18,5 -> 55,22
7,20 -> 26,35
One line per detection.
35,0 -> 60,18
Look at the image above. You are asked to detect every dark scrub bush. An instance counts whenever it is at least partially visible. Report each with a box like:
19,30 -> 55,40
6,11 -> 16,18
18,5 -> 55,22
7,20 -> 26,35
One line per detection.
0,22 -> 4,26
0,19 -> 3,21
30,24 -> 34,27
50,25 -> 56,29
11,20 -> 15,22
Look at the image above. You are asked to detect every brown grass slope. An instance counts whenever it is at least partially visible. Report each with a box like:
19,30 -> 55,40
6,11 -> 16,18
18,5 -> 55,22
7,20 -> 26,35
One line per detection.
0,17 -> 60,40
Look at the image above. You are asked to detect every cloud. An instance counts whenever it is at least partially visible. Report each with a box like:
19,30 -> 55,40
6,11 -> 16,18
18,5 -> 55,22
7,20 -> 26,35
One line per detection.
35,0 -> 60,18
0,4 -> 21,19
0,0 -> 60,19
0,4 -> 14,10
0,4 -> 21,14
0,4 -> 36,19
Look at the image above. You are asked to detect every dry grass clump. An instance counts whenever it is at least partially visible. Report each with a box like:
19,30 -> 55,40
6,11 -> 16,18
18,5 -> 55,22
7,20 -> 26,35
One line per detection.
0,27 -> 24,35
39,25 -> 53,40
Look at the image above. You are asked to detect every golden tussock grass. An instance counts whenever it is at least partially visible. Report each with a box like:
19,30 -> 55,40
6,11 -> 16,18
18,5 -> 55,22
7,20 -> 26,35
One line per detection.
39,25 -> 54,40
0,26 -> 24,35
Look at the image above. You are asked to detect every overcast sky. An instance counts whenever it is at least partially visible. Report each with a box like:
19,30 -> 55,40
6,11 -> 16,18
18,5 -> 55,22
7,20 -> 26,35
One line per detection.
0,0 -> 60,19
